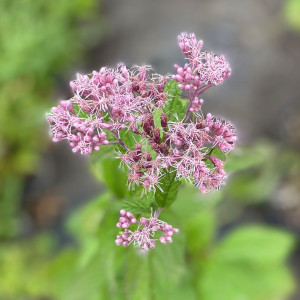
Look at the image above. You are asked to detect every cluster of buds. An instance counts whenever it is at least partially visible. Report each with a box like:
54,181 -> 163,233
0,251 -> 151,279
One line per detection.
46,64 -> 168,154
166,113 -> 236,193
115,210 -> 179,252
174,32 -> 231,88
46,32 -> 236,194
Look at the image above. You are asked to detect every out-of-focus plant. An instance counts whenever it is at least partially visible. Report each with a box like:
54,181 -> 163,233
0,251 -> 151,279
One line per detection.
0,141 -> 296,299
0,0 -> 101,239
224,141 -> 300,204
284,0 -> 300,30
0,184 -> 294,300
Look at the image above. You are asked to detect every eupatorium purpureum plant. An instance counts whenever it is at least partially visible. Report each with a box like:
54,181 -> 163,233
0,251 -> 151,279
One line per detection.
46,33 -> 236,252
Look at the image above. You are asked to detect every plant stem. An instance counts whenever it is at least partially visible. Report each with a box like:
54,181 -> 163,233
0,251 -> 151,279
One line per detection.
154,207 -> 163,218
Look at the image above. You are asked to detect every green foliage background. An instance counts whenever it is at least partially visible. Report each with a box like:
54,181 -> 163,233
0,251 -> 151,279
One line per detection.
0,0 -> 102,239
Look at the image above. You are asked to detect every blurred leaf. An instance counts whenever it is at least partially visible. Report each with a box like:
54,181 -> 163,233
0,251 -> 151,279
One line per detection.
124,237 -> 186,300
215,225 -> 295,265
91,156 -> 128,199
185,211 -> 215,255
172,184 -> 222,220
199,225 -> 295,300
225,143 -> 275,173
285,0 -> 300,30
67,192 -> 111,242
0,175 -> 23,239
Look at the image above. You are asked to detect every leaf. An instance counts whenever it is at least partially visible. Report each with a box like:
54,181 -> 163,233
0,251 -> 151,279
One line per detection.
198,225 -> 296,300
72,103 -> 91,120
155,168 -> 181,207
185,211 -> 215,255
153,107 -> 163,129
62,203 -> 124,300
66,192 -> 111,242
100,158 -> 128,199
123,186 -> 156,215
163,80 -> 185,122
200,261 -> 294,300
225,143 -> 275,173
119,130 -> 141,149
123,235 -> 186,300
215,225 -> 295,265
285,0 -> 300,30
90,145 -> 128,199
211,147 -> 226,162
172,184 -> 222,220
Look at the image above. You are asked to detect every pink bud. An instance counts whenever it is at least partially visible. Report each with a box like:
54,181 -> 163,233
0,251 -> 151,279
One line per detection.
159,236 -> 166,244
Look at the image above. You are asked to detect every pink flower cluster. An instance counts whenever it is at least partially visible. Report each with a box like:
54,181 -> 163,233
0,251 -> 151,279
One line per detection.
46,32 -> 236,194
46,64 -> 168,154
166,113 -> 236,193
115,209 -> 179,252
174,33 -> 231,88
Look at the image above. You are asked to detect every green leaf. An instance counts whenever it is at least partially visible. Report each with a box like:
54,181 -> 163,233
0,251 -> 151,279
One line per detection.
172,184 -> 222,220
185,211 -> 215,255
211,147 -> 226,162
285,0 -> 300,30
124,186 -> 156,215
200,261 -> 294,300
100,158 -> 128,199
163,80 -> 185,122
66,192 -> 111,242
155,168 -> 181,207
215,225 -> 295,265
72,103 -> 91,120
225,143 -> 275,173
198,225 -> 296,300
153,107 -> 163,129
123,235 -> 186,300
119,130 -> 141,149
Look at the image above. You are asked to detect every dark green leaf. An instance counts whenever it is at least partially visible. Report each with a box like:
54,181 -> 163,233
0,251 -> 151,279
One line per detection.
155,168 -> 181,207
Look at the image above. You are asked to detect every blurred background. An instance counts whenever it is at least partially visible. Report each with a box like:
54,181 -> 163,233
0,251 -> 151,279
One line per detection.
0,0 -> 300,299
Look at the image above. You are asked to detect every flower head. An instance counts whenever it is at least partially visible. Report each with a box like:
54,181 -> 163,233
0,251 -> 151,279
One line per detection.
115,210 -> 179,252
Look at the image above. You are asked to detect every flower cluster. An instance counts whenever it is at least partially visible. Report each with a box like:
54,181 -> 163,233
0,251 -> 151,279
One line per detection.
115,209 -> 179,252
174,32 -> 231,89
46,32 -> 236,194
47,65 -> 168,154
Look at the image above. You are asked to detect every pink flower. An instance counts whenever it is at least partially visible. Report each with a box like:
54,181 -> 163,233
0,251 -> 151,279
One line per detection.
115,210 -> 179,251
46,32 -> 236,194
